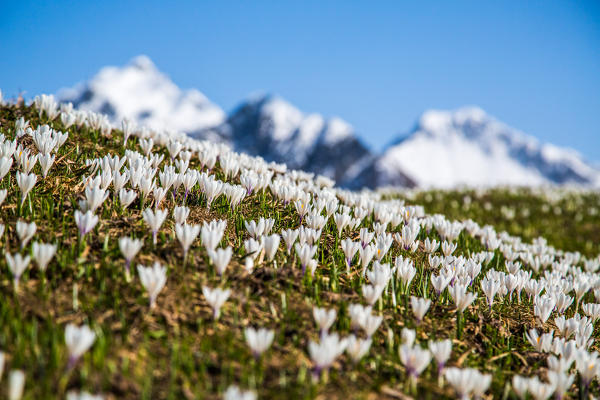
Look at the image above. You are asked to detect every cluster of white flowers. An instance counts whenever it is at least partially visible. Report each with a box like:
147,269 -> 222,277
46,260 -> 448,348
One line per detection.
1,94 -> 600,399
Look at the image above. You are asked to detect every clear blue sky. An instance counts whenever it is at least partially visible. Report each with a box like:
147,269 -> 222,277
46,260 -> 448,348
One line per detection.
1,1 -> 599,160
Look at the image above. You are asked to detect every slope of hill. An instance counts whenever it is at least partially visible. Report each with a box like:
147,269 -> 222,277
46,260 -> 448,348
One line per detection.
1,97 -> 600,399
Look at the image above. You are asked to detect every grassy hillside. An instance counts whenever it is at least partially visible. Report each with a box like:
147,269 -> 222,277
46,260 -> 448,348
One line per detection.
393,188 -> 600,257
0,100 -> 598,399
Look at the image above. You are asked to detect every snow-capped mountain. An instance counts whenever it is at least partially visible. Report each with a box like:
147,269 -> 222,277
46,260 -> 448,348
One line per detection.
58,55 -> 225,134
57,56 -> 600,189
217,94 -> 373,185
372,107 -> 600,188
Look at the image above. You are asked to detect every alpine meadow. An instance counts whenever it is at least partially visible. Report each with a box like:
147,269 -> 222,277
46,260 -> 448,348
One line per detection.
0,93 -> 600,400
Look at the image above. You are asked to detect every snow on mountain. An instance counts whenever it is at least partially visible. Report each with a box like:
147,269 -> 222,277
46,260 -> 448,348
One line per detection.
58,55 -> 225,134
219,94 -> 373,185
375,107 -> 600,188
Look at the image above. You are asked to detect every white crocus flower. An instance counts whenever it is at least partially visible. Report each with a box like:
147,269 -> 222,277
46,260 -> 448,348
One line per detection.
84,185 -> 109,213
449,284 -> 477,312
359,244 -> 377,276
295,243 -> 318,276
0,156 -> 13,180
481,277 -> 501,311
366,261 -> 391,289
360,313 -> 383,338
431,274 -> 451,297
8,370 -> 25,400
224,185 -> 246,210
138,176 -> 155,202
308,332 -> 348,376
243,257 -> 254,274
18,152 -> 38,174
119,237 -> 142,278
208,247 -> 233,276
139,138 -> 153,156
224,385 -> 256,400
410,296 -> 431,323
534,295 -> 556,325
546,371 -> 574,400
166,140 -> 182,159
527,377 -> 557,400
333,213 -> 350,236
138,262 -> 167,309
512,375 -> 529,399
263,234 -> 281,262
307,259 -> 319,277
118,188 -> 137,209
175,223 -> 200,259
445,367 -> 480,400
60,111 -> 76,128
74,210 -> 99,238
173,206 -> 190,225
341,239 -> 360,273
16,171 -> 36,206
38,153 -> 56,178
121,118 -> 135,147
473,372 -> 492,399
244,219 -> 266,238
313,307 -> 337,336
5,252 -> 31,290
244,238 -> 263,261
65,323 -> 96,368
201,225 -> 224,251
0,351 -> 4,381
203,178 -> 224,209
66,391 -> 104,400
362,284 -> 384,306
202,286 -> 231,320
401,327 -> 416,347
348,304 -> 372,331
16,220 -> 36,248
395,256 -> 417,289
32,242 -> 57,272
244,327 -> 275,358
525,328 -> 554,352
0,189 -> 7,206
399,344 -> 432,385
112,170 -> 129,192
142,208 -> 168,245
428,339 -> 452,375
582,303 -> 600,323
281,229 -> 299,254
345,335 -> 372,363
359,228 -> 375,248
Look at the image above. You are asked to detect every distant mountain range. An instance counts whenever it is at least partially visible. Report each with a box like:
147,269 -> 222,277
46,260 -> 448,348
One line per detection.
58,55 -> 600,188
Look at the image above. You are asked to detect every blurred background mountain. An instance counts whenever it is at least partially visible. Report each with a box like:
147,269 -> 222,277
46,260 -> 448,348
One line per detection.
58,56 -> 600,188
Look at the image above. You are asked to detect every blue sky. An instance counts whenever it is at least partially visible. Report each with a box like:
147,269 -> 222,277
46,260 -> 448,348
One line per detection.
1,1 -> 599,160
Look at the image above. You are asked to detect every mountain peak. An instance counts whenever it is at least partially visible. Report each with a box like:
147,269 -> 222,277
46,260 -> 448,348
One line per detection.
417,106 -> 489,135
128,55 -> 156,71
377,107 -> 600,188
223,93 -> 372,184
59,56 -> 225,133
